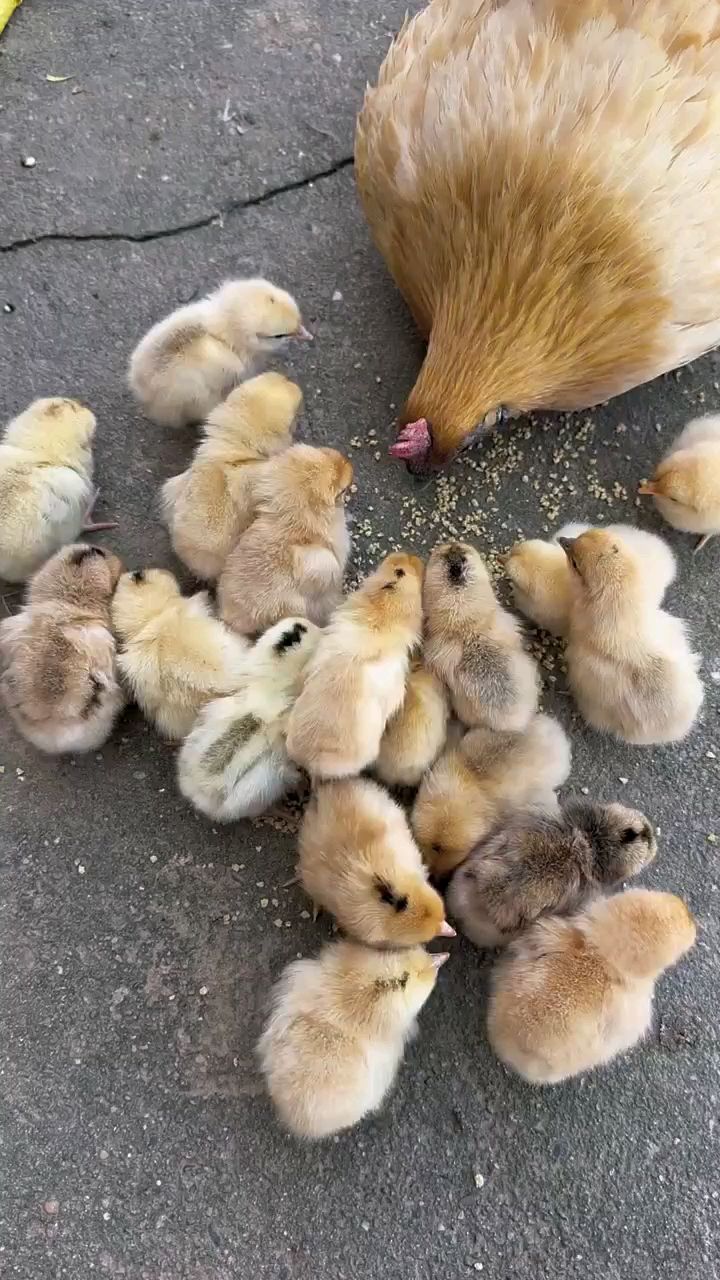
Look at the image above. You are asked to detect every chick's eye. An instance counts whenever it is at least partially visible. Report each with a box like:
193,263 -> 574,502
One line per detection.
431,842 -> 441,854
131,569 -> 145,585
395,567 -> 406,578
620,827 -> 639,844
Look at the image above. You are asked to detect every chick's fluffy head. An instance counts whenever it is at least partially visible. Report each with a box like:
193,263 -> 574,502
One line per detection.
218,372 -> 302,447
587,889 -> 696,980
559,529 -> 637,596
111,568 -> 182,637
5,397 -> 96,449
30,543 -> 123,607
214,278 -> 306,344
412,753 -> 488,878
424,542 -> 493,613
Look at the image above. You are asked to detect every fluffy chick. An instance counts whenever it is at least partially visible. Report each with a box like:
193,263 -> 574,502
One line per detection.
298,778 -> 453,946
0,544 -> 124,752
412,714 -> 571,879
374,659 -> 450,787
218,444 -> 353,635
640,415 -> 720,552
257,939 -> 447,1139
505,521 -> 676,637
423,542 -> 539,730
111,568 -> 250,740
128,278 -> 312,428
0,397 -> 114,583
286,552 -> 424,779
487,889 -> 696,1085
177,617 -> 320,821
560,529 -> 703,744
448,798 -> 656,950
161,373 -> 302,581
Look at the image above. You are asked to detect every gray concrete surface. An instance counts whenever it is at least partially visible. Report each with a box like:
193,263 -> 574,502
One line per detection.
1,3 -> 718,1278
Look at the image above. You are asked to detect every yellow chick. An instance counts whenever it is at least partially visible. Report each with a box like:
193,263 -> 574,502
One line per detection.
412,714 -> 571,879
639,415 -> 720,552
0,543 -> 125,753
448,798 -> 656,950
128,278 -> 312,428
423,542 -> 539,730
0,397 -> 116,583
111,568 -> 250,740
506,521 -> 677,636
161,373 -> 302,581
257,939 -> 447,1139
487,889 -> 696,1085
298,778 -> 454,946
374,658 -> 450,787
560,529 -> 703,744
286,552 -> 424,779
177,617 -> 320,821
218,445 -> 353,635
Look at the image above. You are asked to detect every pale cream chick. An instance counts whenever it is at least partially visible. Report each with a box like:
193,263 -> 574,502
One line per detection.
298,778 -> 454,946
0,544 -> 125,753
218,445 -> 353,635
0,397 -> 116,583
506,521 -> 676,636
487,889 -> 696,1085
286,552 -> 424,779
423,542 -> 539,730
448,798 -> 656,950
161,373 -> 302,581
640,415 -> 720,552
560,529 -> 703,744
111,568 -> 250,740
128,278 -> 312,428
412,714 -> 571,878
375,659 -> 449,787
177,617 -> 320,821
257,939 -> 447,1139
357,2 -> 720,473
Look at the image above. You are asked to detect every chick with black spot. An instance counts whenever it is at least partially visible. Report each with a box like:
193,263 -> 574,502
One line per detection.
447,797 -> 657,950
444,544 -> 468,586
273,620 -> 308,655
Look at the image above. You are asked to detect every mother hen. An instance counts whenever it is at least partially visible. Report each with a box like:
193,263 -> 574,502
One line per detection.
355,0 -> 720,471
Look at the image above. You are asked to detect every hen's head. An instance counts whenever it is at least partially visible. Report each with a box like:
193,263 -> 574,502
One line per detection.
390,407 -> 508,474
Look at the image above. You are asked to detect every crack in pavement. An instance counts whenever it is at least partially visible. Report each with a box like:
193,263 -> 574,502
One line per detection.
0,156 -> 355,254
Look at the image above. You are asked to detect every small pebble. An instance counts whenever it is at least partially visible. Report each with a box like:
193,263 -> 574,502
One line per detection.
198,986 -> 208,996
43,1201 -> 59,1216
22,156 -> 36,168
332,289 -> 343,302
618,777 -> 628,786
474,1172 -> 485,1189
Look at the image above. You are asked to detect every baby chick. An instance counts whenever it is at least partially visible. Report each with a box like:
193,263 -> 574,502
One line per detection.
0,397 -> 116,583
560,529 -> 703,744
286,552 -> 424,779
0,543 -> 124,753
639,414 -> 720,552
487,889 -> 696,1085
111,568 -> 250,740
218,444 -> 353,635
298,778 -> 454,946
505,522 -> 676,637
128,278 -> 312,427
423,542 -> 539,730
257,938 -> 447,1139
177,617 -> 320,821
374,659 -> 450,787
412,713 -> 571,878
448,798 -> 656,950
161,373 -> 302,581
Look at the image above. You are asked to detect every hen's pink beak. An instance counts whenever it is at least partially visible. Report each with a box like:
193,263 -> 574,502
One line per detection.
389,418 -> 431,460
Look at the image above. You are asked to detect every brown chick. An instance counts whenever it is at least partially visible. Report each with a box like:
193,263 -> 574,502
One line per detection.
161,373 -> 302,581
560,529 -> 703,744
298,778 -> 454,946
257,939 -> 447,1139
374,658 -> 450,787
218,444 -> 353,635
0,543 -> 125,753
286,552 -> 424,779
639,415 -> 720,552
412,713 -> 571,879
487,889 -> 696,1085
448,798 -> 656,950
423,542 -> 539,730
357,3 -> 720,472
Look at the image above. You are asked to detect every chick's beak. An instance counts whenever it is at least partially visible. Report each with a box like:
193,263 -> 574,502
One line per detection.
637,481 -> 657,496
437,920 -> 456,938
557,537 -> 576,559
431,952 -> 450,969
293,324 -> 314,342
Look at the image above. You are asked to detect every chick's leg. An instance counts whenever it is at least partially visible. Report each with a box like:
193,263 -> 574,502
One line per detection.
82,488 -> 118,533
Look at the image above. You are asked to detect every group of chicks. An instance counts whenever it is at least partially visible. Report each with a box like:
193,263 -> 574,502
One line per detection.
0,275 -> 709,1143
